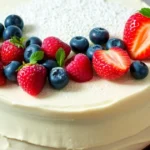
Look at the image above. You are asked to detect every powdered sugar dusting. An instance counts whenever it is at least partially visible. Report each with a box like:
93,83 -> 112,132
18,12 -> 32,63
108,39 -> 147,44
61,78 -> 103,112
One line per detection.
0,0 -> 135,43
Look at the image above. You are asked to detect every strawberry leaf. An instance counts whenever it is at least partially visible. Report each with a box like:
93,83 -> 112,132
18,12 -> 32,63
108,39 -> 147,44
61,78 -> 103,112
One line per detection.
16,62 -> 26,71
10,36 -> 26,48
139,8 -> 150,18
16,64 -> 24,71
30,51 -> 44,64
56,48 -> 66,67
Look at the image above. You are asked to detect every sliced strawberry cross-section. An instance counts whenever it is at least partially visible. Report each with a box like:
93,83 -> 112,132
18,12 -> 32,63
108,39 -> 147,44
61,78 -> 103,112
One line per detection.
123,8 -> 150,60
93,47 -> 131,80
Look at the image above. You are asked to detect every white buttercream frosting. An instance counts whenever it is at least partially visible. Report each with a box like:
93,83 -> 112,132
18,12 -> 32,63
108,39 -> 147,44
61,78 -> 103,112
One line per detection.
0,0 -> 149,149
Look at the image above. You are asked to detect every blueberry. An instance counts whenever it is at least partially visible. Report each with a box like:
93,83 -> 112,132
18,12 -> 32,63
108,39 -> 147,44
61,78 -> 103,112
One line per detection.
89,27 -> 109,45
0,23 -> 4,38
25,36 -> 42,47
24,44 -> 42,62
70,36 -> 89,53
106,38 -> 126,50
3,25 -> 22,40
42,60 -> 58,71
130,61 -> 149,80
49,67 -> 69,89
4,61 -> 21,82
4,14 -> 24,30
86,45 -> 102,61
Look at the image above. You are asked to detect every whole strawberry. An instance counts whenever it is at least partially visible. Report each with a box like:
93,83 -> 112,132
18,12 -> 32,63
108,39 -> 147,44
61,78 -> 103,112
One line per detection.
42,36 -> 71,59
17,51 -> 47,96
17,64 -> 47,96
1,36 -> 25,65
93,47 -> 131,80
0,62 -> 6,86
65,54 -> 93,82
123,8 -> 150,60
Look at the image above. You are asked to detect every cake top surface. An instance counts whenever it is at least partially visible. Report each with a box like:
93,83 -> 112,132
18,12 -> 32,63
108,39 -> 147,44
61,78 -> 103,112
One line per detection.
0,0 -> 149,118
0,0 -> 134,42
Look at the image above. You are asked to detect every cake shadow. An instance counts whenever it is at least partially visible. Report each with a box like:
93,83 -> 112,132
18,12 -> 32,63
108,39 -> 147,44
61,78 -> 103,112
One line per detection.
37,81 -> 84,99
92,71 -> 149,86
108,72 -> 149,86
143,145 -> 150,150
23,24 -> 35,35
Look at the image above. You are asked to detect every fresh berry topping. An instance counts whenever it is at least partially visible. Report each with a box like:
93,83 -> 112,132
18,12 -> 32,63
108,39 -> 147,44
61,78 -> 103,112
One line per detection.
70,36 -> 89,53
17,51 -> 46,96
1,37 -> 25,65
0,23 -> 4,38
0,72 -> 6,86
3,25 -> 22,40
106,38 -> 126,50
65,54 -> 93,82
93,47 -> 131,80
4,61 -> 21,82
0,62 -> 6,86
0,62 -> 3,70
89,27 -> 109,45
25,36 -> 42,47
4,14 -> 24,30
42,60 -> 58,72
130,61 -> 149,79
123,8 -> 150,60
24,44 -> 42,62
49,67 -> 69,89
86,45 -> 103,61
17,64 -> 47,96
42,36 -> 71,59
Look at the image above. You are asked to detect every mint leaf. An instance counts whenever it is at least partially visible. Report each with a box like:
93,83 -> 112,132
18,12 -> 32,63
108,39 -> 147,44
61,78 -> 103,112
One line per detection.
30,51 -> 44,64
56,48 -> 66,67
139,8 -> 150,18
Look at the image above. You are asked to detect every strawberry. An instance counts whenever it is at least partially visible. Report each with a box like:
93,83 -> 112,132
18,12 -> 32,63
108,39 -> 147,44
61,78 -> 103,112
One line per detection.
0,62 -> 6,86
17,64 -> 47,96
93,48 -> 131,80
123,8 -> 150,60
17,51 -> 47,96
42,37 -> 71,59
1,37 -> 25,65
65,54 -> 93,82
0,46 -> 2,61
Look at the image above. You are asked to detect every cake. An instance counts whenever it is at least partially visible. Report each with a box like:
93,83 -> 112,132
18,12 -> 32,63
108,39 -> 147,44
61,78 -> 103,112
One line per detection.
0,0 -> 149,150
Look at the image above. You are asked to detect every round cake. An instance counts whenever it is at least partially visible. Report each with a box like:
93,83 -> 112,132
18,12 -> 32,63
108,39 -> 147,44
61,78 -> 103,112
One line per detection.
0,0 -> 149,150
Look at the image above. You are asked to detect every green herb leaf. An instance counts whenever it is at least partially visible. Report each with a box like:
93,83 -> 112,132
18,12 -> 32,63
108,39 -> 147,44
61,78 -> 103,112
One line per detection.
30,51 -> 44,64
10,36 -> 26,48
139,8 -> 150,18
56,48 -> 66,67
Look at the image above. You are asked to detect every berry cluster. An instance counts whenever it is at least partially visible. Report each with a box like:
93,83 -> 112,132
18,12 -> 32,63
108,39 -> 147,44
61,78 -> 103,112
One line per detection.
0,8 -> 150,96
0,15 -> 71,96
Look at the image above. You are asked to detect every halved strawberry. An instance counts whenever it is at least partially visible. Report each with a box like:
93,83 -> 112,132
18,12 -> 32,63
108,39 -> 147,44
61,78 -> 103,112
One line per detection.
93,47 -> 131,80
123,8 -> 150,60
